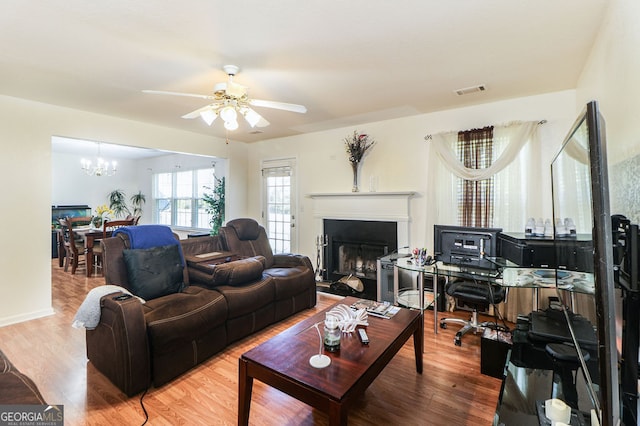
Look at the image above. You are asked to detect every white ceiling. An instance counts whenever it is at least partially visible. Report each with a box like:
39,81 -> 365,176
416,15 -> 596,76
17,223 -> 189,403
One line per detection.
2,1 -> 609,144
51,136 -> 168,160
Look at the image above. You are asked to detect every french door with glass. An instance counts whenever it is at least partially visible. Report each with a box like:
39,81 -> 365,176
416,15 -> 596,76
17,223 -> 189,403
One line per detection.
262,158 -> 297,253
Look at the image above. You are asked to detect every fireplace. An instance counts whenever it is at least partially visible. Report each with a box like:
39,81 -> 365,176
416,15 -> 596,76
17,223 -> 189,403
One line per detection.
308,191 -> 416,300
323,219 -> 397,300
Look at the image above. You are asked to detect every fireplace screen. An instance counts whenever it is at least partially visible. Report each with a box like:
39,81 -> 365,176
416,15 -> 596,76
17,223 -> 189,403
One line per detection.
335,241 -> 386,280
322,219 -> 397,299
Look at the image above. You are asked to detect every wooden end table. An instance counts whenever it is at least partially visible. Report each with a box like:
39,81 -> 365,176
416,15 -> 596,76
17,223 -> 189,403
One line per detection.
238,296 -> 423,425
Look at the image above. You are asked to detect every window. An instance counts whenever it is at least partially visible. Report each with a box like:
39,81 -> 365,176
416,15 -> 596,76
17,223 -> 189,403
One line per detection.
262,158 -> 297,254
153,167 -> 216,229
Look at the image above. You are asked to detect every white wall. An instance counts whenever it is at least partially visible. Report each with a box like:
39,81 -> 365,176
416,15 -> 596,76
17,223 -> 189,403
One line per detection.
248,90 -> 579,263
53,149 -> 228,227
576,0 -> 640,163
52,152 -> 143,214
576,0 -> 640,221
0,94 -> 248,326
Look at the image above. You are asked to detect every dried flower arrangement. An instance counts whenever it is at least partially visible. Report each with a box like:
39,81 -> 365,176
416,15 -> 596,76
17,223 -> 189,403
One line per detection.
344,130 -> 375,164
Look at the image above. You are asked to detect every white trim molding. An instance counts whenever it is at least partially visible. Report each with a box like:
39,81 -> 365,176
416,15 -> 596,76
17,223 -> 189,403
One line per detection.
307,191 -> 417,248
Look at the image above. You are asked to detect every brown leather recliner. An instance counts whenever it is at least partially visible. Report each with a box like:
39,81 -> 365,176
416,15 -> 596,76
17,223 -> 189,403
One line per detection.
219,218 -> 317,320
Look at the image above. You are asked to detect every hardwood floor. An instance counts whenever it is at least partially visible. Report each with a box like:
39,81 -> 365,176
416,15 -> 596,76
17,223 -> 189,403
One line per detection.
0,260 -> 504,425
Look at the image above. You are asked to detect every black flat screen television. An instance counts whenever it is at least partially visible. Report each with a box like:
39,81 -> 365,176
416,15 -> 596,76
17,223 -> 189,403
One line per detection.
551,100 -> 619,425
433,225 -> 502,271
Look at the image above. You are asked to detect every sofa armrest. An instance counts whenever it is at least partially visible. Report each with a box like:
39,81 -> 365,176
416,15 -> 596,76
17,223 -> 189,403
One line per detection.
0,349 -> 47,404
86,292 -> 150,396
209,256 -> 265,286
273,253 -> 314,271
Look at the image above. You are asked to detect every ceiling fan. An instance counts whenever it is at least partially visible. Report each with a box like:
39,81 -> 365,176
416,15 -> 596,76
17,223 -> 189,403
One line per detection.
143,65 -> 307,131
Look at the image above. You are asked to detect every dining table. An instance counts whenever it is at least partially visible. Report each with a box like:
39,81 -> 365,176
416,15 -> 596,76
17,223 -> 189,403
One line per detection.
77,228 -> 112,277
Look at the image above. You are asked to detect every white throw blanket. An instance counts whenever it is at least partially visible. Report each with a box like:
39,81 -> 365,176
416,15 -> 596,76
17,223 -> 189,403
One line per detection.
72,285 -> 144,330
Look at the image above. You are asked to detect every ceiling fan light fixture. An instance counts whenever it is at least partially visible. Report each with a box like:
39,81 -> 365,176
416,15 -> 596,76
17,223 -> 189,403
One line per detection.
200,109 -> 218,126
145,64 -> 306,135
242,108 -> 262,128
220,106 -> 237,122
226,81 -> 247,98
224,119 -> 239,131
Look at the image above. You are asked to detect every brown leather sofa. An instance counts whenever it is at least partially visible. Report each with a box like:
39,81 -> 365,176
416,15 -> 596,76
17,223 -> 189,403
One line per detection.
86,220 -> 316,397
0,349 -> 47,404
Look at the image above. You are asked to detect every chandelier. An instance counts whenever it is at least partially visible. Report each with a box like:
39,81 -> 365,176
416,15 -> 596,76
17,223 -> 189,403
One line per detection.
80,143 -> 117,177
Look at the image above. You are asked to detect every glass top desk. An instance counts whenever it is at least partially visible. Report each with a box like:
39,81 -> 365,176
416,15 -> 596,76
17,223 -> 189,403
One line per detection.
394,257 -> 595,334
394,258 -> 506,335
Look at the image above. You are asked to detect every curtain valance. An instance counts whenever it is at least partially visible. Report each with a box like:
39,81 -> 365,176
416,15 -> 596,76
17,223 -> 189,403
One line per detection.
428,121 -> 539,181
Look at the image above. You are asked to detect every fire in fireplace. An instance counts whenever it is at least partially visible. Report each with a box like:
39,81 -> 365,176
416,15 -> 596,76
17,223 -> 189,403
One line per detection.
322,219 -> 398,300
337,242 -> 385,280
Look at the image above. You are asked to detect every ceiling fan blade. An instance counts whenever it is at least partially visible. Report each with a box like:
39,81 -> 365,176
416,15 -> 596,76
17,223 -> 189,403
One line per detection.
249,99 -> 307,114
181,104 -> 221,119
142,89 -> 215,101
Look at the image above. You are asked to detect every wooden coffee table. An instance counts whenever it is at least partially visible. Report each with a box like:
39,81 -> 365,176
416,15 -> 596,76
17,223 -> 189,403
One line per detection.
238,296 -> 423,425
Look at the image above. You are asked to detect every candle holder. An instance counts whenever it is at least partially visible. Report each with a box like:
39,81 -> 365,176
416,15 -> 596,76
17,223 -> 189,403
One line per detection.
309,321 -> 331,368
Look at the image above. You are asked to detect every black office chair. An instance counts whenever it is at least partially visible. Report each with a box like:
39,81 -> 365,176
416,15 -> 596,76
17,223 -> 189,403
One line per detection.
439,280 -> 506,346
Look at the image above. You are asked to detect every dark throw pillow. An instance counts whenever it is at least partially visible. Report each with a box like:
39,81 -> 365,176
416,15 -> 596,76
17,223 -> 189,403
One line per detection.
123,244 -> 185,300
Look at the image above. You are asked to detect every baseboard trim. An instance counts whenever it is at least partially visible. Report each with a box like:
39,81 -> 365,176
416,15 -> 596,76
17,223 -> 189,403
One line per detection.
0,307 -> 55,327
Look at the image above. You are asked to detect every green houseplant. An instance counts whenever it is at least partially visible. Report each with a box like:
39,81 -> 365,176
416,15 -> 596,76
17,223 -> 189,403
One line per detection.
108,189 -> 146,220
108,189 -> 130,218
202,176 -> 225,235
130,191 -> 146,218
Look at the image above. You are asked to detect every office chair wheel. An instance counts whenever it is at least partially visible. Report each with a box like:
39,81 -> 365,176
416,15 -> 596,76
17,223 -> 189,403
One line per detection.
440,322 -> 447,329
454,336 -> 462,346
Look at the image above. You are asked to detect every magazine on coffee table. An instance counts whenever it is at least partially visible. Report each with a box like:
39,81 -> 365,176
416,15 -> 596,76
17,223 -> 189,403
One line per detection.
350,299 -> 400,319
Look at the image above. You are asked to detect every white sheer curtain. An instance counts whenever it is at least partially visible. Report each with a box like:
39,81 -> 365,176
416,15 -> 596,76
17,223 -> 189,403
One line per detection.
426,121 -> 542,321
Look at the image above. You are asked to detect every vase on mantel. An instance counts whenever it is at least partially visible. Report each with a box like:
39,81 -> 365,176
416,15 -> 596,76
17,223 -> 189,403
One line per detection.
351,161 -> 362,192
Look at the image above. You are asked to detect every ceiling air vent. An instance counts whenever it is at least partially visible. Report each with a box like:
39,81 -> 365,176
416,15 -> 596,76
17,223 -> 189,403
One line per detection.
454,84 -> 486,96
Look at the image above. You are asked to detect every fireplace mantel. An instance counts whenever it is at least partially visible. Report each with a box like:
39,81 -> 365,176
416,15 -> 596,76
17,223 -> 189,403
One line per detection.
307,191 -> 416,221
307,191 -> 415,199
308,191 -> 417,248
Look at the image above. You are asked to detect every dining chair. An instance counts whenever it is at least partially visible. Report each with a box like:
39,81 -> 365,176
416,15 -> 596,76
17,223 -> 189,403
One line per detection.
124,214 -> 141,225
59,216 -> 92,275
102,218 -> 136,238
92,218 -> 137,276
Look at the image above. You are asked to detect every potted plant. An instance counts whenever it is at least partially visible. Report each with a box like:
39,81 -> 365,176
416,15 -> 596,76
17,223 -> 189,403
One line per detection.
107,189 -> 146,220
92,204 -> 114,228
130,191 -> 146,219
203,176 -> 225,235
108,189 -> 130,218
